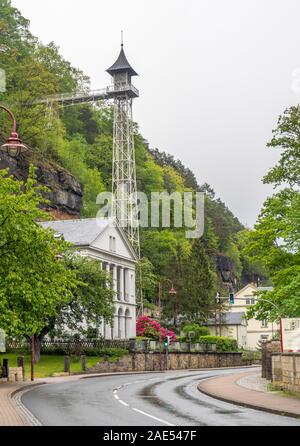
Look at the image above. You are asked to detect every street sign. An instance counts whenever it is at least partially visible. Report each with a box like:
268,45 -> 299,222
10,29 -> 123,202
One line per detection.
0,330 -> 5,353
280,318 -> 300,352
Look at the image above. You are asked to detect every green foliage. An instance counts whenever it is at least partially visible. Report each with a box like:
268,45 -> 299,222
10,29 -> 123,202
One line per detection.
136,257 -> 158,304
245,189 -> 300,321
264,105 -> 300,187
39,345 -> 128,358
59,255 -> 115,330
0,2 -> 264,334
0,168 -> 78,337
199,336 -> 238,352
244,103 -> 300,321
180,238 -> 216,320
56,135 -> 105,216
181,324 -> 210,341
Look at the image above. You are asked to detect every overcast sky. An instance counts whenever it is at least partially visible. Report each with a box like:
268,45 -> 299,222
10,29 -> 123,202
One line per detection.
12,0 -> 300,226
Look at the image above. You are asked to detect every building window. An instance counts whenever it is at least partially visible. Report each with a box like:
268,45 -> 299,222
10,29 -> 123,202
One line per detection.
261,320 -> 268,328
245,296 -> 256,305
109,236 -> 116,252
260,335 -> 269,341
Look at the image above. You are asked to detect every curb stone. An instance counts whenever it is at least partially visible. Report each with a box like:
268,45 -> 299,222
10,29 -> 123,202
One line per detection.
197,375 -> 300,420
10,383 -> 46,426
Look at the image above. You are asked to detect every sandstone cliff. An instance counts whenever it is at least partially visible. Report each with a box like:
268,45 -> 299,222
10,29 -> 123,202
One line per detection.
0,151 -> 83,219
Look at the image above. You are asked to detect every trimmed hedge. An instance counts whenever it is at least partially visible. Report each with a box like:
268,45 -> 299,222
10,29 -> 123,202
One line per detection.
199,336 -> 238,352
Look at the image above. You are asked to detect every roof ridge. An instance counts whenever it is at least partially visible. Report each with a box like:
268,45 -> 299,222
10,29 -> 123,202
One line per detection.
41,217 -> 115,224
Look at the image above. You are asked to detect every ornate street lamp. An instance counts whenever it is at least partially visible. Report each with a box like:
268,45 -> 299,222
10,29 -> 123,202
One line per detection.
158,279 -> 177,318
0,105 -> 28,157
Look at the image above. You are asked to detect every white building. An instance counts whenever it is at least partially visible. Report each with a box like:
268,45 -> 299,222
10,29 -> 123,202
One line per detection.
40,218 -> 138,339
228,283 -> 278,350
205,312 -> 248,349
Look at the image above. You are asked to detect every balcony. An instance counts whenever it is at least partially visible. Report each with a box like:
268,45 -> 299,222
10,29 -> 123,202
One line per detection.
106,83 -> 139,99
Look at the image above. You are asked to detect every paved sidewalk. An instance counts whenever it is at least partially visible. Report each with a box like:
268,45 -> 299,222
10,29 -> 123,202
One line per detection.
0,383 -> 35,426
198,371 -> 300,418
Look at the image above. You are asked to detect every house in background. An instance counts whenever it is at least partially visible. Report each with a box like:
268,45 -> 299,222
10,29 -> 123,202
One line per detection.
40,218 -> 138,340
204,312 -> 247,349
228,283 -> 277,350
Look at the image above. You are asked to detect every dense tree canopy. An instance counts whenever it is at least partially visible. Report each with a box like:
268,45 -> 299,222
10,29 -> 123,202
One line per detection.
0,1 -> 266,326
245,105 -> 300,321
0,168 -> 77,337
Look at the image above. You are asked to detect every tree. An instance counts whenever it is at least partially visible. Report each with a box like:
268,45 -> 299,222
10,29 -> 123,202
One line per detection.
0,168 -> 78,360
181,238 -> 216,321
245,190 -> 300,321
162,240 -> 191,327
136,257 -> 158,307
34,255 -> 115,359
263,105 -> 300,187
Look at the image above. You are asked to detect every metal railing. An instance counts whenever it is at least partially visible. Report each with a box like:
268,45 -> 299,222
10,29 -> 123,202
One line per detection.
37,84 -> 139,106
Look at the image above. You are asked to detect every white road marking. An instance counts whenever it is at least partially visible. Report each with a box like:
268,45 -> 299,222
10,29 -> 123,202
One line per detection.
133,408 -> 175,426
112,376 -> 176,425
118,400 -> 129,407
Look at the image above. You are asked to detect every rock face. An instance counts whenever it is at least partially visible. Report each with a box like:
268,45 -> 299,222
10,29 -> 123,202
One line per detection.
214,253 -> 237,289
0,151 -> 83,218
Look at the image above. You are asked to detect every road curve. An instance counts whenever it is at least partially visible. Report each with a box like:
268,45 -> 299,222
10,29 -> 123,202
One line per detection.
21,368 -> 300,426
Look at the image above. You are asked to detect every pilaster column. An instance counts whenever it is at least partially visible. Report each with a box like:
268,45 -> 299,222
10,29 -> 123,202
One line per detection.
124,268 -> 130,302
130,270 -> 136,304
119,267 -> 124,301
112,264 -> 118,298
105,263 -> 110,289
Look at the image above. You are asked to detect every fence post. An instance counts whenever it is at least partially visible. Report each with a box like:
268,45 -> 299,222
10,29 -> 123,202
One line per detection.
2,359 -> 9,379
81,355 -> 87,372
17,356 -> 25,381
64,356 -> 70,375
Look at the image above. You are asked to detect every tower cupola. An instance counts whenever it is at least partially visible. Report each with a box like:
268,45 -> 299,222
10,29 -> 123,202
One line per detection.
106,44 -> 139,98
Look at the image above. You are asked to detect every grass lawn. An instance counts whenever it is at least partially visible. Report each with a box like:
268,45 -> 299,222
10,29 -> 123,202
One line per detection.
0,353 -> 102,378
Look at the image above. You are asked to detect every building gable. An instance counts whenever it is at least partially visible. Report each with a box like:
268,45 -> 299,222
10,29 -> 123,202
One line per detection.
90,223 -> 137,261
235,283 -> 257,297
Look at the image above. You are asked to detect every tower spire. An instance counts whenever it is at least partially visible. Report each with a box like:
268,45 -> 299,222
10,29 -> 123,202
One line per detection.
121,30 -> 124,47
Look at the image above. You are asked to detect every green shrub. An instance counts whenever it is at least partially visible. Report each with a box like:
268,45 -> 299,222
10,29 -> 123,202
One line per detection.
82,347 -> 128,358
40,346 -> 128,359
199,336 -> 238,352
182,324 -> 210,341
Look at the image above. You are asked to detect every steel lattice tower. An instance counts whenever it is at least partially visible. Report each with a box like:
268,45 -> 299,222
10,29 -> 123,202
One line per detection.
37,43 -> 140,256
107,44 -> 140,255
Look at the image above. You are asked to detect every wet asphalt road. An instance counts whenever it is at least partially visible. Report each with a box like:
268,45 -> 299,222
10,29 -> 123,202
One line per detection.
22,368 -> 300,426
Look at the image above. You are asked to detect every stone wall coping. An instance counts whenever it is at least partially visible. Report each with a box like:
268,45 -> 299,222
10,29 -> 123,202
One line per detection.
271,352 -> 300,357
143,351 -> 242,355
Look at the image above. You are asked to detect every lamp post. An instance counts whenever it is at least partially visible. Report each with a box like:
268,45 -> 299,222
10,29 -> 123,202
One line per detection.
0,105 -> 28,156
157,278 -> 176,321
157,278 -> 176,371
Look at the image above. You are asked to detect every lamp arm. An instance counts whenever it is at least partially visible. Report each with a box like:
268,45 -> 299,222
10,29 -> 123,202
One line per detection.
0,105 -> 17,133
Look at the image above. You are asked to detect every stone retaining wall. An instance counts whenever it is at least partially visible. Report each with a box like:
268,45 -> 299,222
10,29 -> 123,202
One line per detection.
272,353 -> 300,395
88,352 -> 243,374
261,340 -> 281,380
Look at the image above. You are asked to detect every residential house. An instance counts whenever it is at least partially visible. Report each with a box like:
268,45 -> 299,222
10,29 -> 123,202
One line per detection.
205,312 -> 247,349
228,283 -> 277,350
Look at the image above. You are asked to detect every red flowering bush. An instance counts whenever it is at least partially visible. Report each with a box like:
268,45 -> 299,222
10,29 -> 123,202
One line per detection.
136,316 -> 177,343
